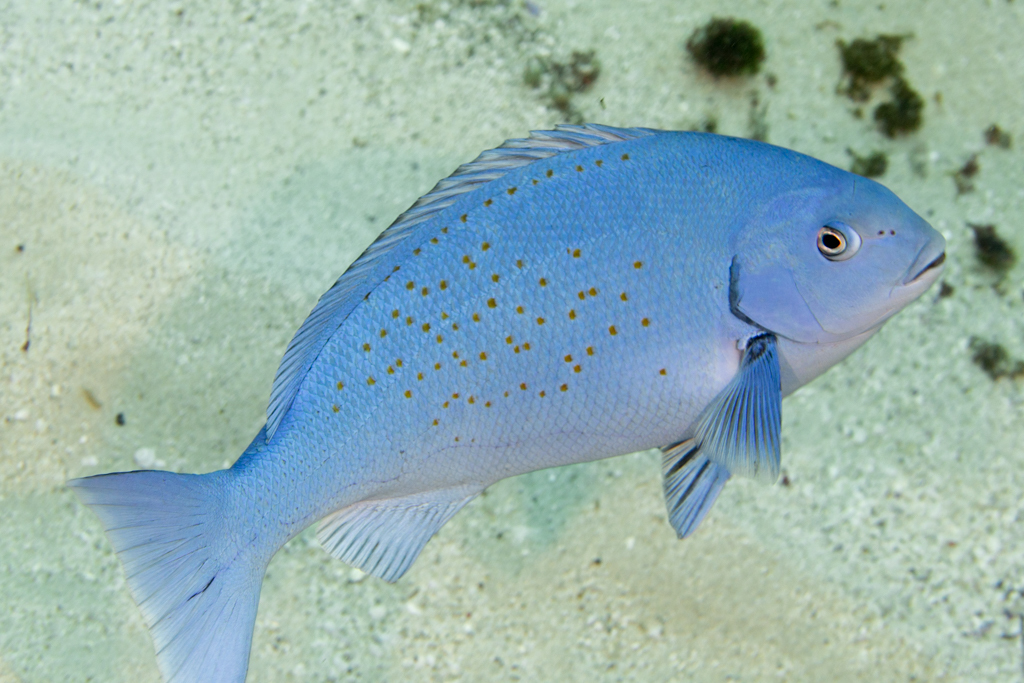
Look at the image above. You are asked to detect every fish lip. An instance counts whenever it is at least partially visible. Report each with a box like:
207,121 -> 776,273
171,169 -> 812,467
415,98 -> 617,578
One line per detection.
903,245 -> 946,285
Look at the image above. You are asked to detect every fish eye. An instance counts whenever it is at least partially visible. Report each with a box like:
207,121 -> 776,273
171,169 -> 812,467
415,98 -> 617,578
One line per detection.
817,223 -> 861,261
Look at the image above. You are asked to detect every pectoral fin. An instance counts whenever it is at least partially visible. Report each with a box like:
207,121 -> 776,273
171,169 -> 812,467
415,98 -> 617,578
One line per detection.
661,333 -> 782,538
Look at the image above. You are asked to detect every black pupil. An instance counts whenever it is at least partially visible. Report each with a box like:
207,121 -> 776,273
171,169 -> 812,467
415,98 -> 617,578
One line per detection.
821,232 -> 842,251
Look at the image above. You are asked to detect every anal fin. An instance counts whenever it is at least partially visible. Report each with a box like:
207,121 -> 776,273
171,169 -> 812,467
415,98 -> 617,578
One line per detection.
317,485 -> 481,583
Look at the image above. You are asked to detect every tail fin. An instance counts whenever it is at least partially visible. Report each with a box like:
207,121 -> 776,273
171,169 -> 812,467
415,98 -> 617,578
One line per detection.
69,470 -> 266,683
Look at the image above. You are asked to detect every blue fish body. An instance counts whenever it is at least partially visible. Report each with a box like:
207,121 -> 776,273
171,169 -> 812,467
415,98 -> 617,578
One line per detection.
70,126 -> 945,682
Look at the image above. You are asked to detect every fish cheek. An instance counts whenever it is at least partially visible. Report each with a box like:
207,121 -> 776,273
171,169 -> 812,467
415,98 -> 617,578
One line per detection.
730,254 -> 826,343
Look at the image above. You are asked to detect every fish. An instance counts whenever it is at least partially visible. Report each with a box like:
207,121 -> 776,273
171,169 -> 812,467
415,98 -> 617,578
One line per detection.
69,125 -> 945,682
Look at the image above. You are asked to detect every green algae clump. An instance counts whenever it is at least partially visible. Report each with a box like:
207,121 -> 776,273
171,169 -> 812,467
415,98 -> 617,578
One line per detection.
687,18 -> 766,77
874,77 -> 924,137
838,35 -> 904,101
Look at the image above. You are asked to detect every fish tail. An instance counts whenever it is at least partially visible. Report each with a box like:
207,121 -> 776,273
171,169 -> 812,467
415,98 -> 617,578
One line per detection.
69,468 -> 267,683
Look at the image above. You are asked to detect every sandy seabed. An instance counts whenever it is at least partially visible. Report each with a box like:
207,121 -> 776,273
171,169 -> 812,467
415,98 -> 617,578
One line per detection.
2,1 -> 1024,681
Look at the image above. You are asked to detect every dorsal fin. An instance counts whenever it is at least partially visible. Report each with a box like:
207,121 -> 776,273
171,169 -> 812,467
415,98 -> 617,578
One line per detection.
265,124 -> 659,439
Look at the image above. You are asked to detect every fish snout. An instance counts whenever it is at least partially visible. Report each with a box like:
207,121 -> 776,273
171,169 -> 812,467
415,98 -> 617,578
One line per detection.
902,235 -> 947,286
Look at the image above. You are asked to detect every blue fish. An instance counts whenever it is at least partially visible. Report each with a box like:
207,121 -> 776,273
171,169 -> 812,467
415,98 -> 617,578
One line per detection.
70,125 -> 945,682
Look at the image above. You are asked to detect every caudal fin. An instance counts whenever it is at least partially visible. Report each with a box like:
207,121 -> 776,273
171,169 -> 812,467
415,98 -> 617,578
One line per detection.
69,470 -> 266,683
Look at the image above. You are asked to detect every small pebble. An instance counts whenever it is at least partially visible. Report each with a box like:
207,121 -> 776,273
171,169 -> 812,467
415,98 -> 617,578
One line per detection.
134,448 -> 158,468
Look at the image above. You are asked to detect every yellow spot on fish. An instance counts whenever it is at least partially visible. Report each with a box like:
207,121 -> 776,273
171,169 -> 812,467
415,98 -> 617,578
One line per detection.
520,383 -> 527,390
437,335 -> 444,343
505,336 -> 513,344
532,179 -> 538,185
539,278 -> 547,287
469,262 -> 477,270
516,259 -> 523,269
516,306 -> 524,314
578,291 -> 586,300
417,372 -> 424,380
380,329 -> 387,338
539,390 -> 546,397
392,309 -> 400,318
443,401 -> 449,408
453,351 -> 459,358
441,227 -> 449,233
572,249 -> 581,258
480,352 -> 488,360
536,317 -> 546,325
642,318 -> 650,327
431,237 -> 439,244
564,354 -> 573,362
460,214 -> 467,223
387,366 -> 395,375
362,343 -> 371,352
406,316 -> 414,326
568,309 -> 576,320
422,323 -> 431,332
634,261 -> 643,269
546,169 -> 553,178
504,391 -> 509,397
487,298 -> 497,308
460,360 -> 468,367
441,311 -> 449,320
434,363 -> 441,370
452,323 -> 460,331
413,248 -> 421,255
575,165 -> 583,172
620,292 -> 628,301
396,359 -> 403,367
523,342 -> 531,350
484,199 -> 493,207
452,393 -> 460,399
482,242 -> 491,251
440,280 -> 448,290
560,384 -> 568,392
367,377 -> 376,385
336,381 -> 344,390
514,346 -> 520,353
432,419 -> 439,426
609,326 -> 618,336
574,365 -> 581,373
404,390 -> 412,398
621,153 -> 630,160
406,281 -> 415,290
462,255 -> 470,264
468,396 -> 476,404
455,436 -> 460,442
595,159 -> 604,167
472,313 -> 481,322
491,273 -> 500,283
332,404 -> 340,413
589,287 -> 598,296
421,287 -> 429,296
507,187 -> 517,195
659,368 -> 667,375
586,347 -> 594,355
485,401 -> 491,407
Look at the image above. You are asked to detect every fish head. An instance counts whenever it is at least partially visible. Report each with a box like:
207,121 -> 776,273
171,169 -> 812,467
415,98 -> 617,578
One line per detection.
731,173 -> 945,390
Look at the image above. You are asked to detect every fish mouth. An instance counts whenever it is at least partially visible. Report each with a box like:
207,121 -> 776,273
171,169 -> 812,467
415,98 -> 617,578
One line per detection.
903,246 -> 946,285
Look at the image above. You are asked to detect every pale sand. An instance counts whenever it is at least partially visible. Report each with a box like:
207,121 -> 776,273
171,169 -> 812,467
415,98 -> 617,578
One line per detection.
1,0 -> 1023,680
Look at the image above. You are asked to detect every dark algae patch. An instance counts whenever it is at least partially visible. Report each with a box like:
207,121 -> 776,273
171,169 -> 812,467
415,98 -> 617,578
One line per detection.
969,223 -> 1016,274
847,149 -> 888,178
524,50 -> 601,121
836,34 -> 924,137
969,338 -> 1024,381
837,35 -> 904,101
873,77 -> 924,137
686,18 -> 765,77
953,155 -> 980,195
984,124 -> 1012,149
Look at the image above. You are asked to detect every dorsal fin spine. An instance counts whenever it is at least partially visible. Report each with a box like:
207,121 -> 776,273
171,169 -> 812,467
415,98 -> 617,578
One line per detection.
265,124 -> 660,440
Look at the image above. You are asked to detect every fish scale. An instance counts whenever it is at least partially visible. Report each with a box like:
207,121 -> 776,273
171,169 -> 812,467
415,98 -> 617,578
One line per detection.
69,124 -> 945,683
